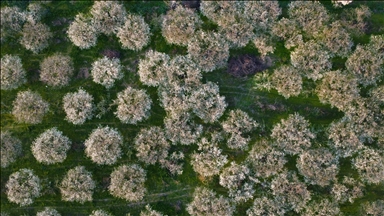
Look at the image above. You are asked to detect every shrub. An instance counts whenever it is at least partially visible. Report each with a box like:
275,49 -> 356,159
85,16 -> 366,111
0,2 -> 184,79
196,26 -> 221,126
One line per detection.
90,1 -> 127,35
67,13 -> 98,49
271,65 -> 302,99
20,21 -> 52,53
352,148 -> 384,184
0,131 -> 22,168
246,197 -> 285,216
117,14 -> 150,51
89,210 -> 113,216
296,148 -> 339,186
109,164 -> 147,202
114,87 -> 152,124
12,90 -> 49,124
189,82 -> 227,123
63,88 -> 94,125
187,30 -> 229,72
138,50 -> 170,87
84,126 -> 123,165
290,40 -> 332,81
91,56 -> 123,89
304,199 -> 340,216
6,169 -> 41,206
60,166 -> 95,203
31,128 -> 71,165
40,53 -> 74,87
162,5 -> 201,46
134,126 -> 170,165
271,113 -> 315,155
187,187 -> 234,216
164,112 -> 203,145
140,205 -> 165,216
0,55 -> 26,90
36,207 -> 61,216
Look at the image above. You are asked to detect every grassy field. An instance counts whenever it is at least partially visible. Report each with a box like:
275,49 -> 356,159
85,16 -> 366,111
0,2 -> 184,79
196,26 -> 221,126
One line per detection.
1,1 -> 383,215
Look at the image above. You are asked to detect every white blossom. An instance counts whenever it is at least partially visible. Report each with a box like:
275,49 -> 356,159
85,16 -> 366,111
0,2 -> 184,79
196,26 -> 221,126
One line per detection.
12,90 -> 49,124
117,14 -> 150,51
63,88 -> 94,125
60,166 -> 95,203
91,56 -> 123,89
6,169 -> 41,206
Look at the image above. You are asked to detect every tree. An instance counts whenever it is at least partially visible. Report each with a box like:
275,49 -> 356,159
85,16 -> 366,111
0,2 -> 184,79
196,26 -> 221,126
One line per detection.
31,128 -> 71,165
36,207 -> 61,216
134,126 -> 170,165
6,169 -> 41,206
219,162 -> 255,203
244,1 -> 281,32
290,40 -> 332,81
221,109 -> 258,150
140,205 -> 166,216
1,131 -> 22,168
89,210 -> 113,216
84,126 -> 123,165
12,90 -> 49,124
165,55 -> 202,88
331,177 -> 364,204
20,21 -> 52,53
296,148 -> 339,186
0,6 -> 25,39
271,65 -> 302,99
304,199 -> 340,216
338,5 -> 371,35
117,14 -> 150,51
114,87 -> 152,124
352,148 -> 384,184
246,140 -> 287,179
138,50 -> 170,87
1,55 -> 26,90
252,34 -> 275,58
109,164 -> 147,202
246,197 -> 285,216
159,151 -> 185,175
270,172 -> 311,213
24,2 -> 46,24
90,1 -> 127,35
186,187 -> 234,216
164,112 -> 203,145
67,13 -> 98,49
191,135 -> 228,177
187,30 -> 229,72
162,5 -> 201,46
40,53 -> 74,87
361,200 -> 384,216
63,88 -> 94,125
189,82 -> 227,123
91,56 -> 123,89
271,113 -> 315,155
60,166 -> 95,203
272,18 -> 302,49
317,21 -> 353,57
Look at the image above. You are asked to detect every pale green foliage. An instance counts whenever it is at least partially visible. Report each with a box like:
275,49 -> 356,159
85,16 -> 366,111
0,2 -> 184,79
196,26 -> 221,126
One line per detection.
246,140 -> 287,179
67,13 -> 98,49
63,88 -> 94,125
91,56 -> 123,89
291,40 -> 332,81
222,109 -> 258,150
90,1 -> 127,35
164,112 -> 203,145
40,53 -> 74,87
270,172 -> 311,213
271,113 -> 315,155
32,128 -> 71,165
331,177 -> 364,204
246,197 -> 285,216
316,70 -> 360,112
317,21 -> 353,57
12,90 -> 49,124
117,14 -> 150,51
187,187 -> 234,216
138,50 -> 170,87
361,200 -> 384,216
114,87 -> 152,124
187,30 -> 229,72
36,207 -> 61,216
0,55 -> 26,90
161,5 -> 201,46
6,169 -> 41,206
219,162 -> 255,203
20,21 -> 52,53
304,199 -> 340,216
0,131 -> 22,168
60,166 -> 95,203
84,126 -> 122,165
89,210 -> 113,216
140,205 -> 166,216
296,148 -> 339,186
109,164 -> 147,202
352,148 -> 384,184
271,65 -> 302,99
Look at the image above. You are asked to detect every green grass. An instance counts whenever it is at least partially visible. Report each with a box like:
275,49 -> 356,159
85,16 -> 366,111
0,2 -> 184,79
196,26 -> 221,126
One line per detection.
1,1 -> 384,215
